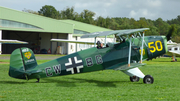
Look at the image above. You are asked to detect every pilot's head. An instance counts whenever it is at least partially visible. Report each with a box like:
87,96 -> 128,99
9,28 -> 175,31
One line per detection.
97,41 -> 103,48
97,41 -> 101,47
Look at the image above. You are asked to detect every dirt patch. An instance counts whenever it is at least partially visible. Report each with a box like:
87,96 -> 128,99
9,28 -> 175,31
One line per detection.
0,62 -> 9,64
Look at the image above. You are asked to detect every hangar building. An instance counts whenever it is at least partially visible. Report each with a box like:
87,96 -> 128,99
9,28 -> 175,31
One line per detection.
0,6 -> 112,54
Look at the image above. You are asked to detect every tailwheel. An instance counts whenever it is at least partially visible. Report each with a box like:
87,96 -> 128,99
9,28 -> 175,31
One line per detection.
143,75 -> 154,84
130,76 -> 140,82
36,78 -> 40,83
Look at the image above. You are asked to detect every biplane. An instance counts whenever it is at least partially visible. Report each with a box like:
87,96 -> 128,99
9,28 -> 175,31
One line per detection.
9,28 -> 171,84
166,40 -> 180,62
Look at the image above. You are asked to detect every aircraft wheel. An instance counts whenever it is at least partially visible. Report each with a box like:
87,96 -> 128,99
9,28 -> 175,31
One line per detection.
143,75 -> 154,84
130,76 -> 140,82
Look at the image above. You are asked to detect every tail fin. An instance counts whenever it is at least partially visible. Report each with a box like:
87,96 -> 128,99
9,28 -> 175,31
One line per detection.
9,47 -> 37,79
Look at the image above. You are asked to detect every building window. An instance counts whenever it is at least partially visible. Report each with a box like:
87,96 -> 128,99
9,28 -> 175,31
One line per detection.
0,19 -> 42,29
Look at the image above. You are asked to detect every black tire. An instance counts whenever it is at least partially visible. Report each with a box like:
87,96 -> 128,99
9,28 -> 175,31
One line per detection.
143,75 -> 154,84
130,76 -> 140,82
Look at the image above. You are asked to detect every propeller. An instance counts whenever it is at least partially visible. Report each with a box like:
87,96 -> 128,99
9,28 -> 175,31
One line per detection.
166,25 -> 175,41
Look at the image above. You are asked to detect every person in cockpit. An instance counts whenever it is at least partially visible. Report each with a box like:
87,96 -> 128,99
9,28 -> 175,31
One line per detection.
97,41 -> 103,49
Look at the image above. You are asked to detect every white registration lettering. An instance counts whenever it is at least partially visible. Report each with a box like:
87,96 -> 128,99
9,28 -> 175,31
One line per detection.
22,48 -> 29,52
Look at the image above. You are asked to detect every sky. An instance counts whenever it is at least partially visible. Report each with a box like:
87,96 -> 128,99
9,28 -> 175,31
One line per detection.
0,0 -> 179,21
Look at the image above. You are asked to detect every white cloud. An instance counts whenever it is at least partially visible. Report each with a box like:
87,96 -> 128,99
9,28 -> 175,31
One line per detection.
74,0 -> 117,9
129,10 -> 136,17
129,9 -> 156,20
147,0 -> 162,7
0,0 -> 180,20
104,2 -> 112,7
75,3 -> 89,8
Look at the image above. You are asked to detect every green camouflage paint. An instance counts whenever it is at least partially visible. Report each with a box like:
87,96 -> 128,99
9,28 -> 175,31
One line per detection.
8,36 -> 168,80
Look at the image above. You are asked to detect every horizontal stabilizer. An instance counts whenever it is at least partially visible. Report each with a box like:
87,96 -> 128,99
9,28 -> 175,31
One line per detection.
28,70 -> 42,75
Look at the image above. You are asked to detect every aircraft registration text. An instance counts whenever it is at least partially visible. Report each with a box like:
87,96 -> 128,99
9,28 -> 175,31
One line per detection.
45,64 -> 61,77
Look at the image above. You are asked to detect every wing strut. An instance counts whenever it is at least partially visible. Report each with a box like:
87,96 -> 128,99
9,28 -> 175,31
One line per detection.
128,36 -> 132,67
104,36 -> 107,46
140,32 -> 144,63
94,37 -> 97,47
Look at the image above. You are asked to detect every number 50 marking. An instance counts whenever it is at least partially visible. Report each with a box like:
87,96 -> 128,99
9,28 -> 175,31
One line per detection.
148,40 -> 163,53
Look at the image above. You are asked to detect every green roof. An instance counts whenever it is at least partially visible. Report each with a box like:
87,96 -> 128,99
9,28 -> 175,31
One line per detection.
0,6 -> 73,33
0,6 -> 111,34
61,20 -> 112,33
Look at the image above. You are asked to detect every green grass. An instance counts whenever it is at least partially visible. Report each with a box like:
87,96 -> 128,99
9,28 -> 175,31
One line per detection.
0,54 -> 65,56
0,57 -> 180,101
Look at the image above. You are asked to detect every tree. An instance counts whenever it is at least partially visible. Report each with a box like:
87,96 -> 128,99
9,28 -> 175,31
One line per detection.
80,9 -> 95,24
27,5 -> 180,41
105,17 -> 111,28
74,12 -> 83,22
22,8 -> 42,15
96,16 -> 106,28
167,15 -> 180,25
61,7 -> 75,19
146,26 -> 159,36
154,18 -> 169,35
38,5 -> 59,19
109,18 -> 119,30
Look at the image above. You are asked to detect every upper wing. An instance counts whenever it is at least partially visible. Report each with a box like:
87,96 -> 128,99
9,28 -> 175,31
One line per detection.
51,28 -> 149,44
81,28 -> 149,38
81,30 -> 114,38
116,28 -> 149,36
51,39 -> 94,45
0,40 -> 28,44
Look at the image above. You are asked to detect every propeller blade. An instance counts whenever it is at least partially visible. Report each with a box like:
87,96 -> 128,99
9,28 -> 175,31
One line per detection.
166,25 -> 175,41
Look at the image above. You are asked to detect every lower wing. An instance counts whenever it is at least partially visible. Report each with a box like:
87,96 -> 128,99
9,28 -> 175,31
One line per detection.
0,40 -> 28,44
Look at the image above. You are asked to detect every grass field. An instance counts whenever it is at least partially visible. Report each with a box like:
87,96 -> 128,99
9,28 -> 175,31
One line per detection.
0,57 -> 180,101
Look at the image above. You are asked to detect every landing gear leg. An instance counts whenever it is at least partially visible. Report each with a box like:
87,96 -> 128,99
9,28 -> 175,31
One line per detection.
171,55 -> 177,62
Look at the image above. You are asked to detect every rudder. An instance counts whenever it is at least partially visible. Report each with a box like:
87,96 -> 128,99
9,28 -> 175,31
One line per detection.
9,47 -> 37,79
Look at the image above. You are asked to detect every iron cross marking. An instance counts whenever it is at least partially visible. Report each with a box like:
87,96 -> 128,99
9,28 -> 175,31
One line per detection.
65,56 -> 83,74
